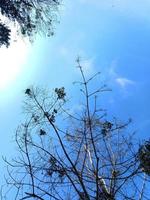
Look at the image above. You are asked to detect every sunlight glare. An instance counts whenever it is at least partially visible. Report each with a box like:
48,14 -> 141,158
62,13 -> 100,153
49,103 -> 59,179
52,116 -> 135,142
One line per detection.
0,40 -> 28,91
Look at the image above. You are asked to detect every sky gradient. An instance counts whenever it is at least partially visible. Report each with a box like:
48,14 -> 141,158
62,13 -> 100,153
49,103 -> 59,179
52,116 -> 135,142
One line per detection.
0,0 -> 150,185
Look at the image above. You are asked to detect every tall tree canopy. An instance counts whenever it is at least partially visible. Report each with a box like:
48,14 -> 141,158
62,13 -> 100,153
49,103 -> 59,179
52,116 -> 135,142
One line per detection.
0,0 -> 61,47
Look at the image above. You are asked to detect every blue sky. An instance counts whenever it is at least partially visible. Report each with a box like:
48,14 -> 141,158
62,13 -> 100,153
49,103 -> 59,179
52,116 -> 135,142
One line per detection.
0,0 -> 150,185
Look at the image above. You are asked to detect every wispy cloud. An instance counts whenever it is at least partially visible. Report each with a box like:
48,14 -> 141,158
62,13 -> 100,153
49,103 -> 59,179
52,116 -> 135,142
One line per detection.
80,57 -> 96,75
58,45 -> 96,76
107,59 -> 135,90
115,77 -> 135,88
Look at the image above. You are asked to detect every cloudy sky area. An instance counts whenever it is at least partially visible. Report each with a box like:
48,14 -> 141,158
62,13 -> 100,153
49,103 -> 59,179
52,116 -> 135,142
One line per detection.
0,0 -> 150,183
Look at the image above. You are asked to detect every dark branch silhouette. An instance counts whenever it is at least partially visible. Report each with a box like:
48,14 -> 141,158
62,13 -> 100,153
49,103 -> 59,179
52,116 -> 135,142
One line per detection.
3,60 -> 150,199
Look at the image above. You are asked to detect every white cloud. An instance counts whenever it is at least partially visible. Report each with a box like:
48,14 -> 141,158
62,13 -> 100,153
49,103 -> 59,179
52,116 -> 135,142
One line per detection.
58,45 -> 96,76
108,59 -> 118,77
115,77 -> 135,88
80,58 -> 96,75
106,59 -> 135,90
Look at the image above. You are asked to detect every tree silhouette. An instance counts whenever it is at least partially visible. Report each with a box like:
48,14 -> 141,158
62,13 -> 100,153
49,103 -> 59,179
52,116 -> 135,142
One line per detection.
0,0 -> 61,47
0,22 -> 10,47
3,60 -> 150,199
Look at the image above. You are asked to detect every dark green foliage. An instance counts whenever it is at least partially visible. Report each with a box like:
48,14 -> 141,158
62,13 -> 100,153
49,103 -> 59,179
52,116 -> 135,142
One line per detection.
0,22 -> 11,47
138,141 -> 150,175
101,121 -> 113,136
25,88 -> 31,96
0,0 -> 61,47
55,87 -> 66,100
39,129 -> 46,136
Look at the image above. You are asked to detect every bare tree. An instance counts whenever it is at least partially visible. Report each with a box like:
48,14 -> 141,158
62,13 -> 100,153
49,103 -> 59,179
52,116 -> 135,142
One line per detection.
3,60 -> 150,199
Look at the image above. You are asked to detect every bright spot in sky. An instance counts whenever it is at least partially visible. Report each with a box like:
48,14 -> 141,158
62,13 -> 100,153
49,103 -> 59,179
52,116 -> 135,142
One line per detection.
0,40 -> 28,91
